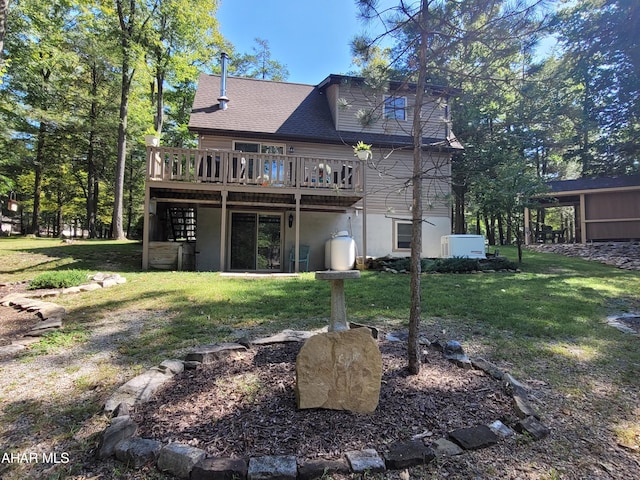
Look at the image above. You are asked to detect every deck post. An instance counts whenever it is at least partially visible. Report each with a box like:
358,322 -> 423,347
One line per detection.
142,184 -> 151,270
220,190 -> 228,271
294,192 -> 301,273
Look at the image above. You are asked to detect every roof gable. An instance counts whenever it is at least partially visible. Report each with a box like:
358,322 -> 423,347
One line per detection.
188,73 -> 462,150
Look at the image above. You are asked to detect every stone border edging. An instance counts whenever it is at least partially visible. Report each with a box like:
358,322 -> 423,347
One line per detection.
100,328 -> 551,479
0,273 -> 127,357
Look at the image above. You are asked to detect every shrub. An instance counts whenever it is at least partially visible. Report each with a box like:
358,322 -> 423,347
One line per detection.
479,256 -> 518,271
426,257 -> 480,273
28,270 -> 89,290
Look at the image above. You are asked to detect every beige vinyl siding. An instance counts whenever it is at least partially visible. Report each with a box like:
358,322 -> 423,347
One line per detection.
365,150 -> 450,217
198,135 -> 450,218
335,83 -> 446,139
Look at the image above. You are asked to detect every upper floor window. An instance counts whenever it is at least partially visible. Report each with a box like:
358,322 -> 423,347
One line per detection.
233,141 -> 285,154
383,95 -> 407,121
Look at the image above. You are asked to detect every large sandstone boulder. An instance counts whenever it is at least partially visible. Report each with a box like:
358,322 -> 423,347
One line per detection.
295,328 -> 382,413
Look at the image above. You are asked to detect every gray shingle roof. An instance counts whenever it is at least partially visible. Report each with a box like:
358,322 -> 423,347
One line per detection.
548,174 -> 640,193
188,74 -> 462,150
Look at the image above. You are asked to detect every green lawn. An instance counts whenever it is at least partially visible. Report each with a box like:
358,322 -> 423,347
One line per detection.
1,237 -> 639,367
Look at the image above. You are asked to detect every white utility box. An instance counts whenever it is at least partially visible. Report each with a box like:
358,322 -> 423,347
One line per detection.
441,235 -> 486,259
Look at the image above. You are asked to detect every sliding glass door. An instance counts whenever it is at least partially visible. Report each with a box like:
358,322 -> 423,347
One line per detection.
229,212 -> 282,271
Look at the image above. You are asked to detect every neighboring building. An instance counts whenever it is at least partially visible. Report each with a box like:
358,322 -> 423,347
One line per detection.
526,174 -> 640,244
142,70 -> 462,271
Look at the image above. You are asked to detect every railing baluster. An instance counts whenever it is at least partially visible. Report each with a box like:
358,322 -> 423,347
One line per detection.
145,147 -> 362,194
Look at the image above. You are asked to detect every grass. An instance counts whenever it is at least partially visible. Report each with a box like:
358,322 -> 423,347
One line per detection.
0,236 -> 639,477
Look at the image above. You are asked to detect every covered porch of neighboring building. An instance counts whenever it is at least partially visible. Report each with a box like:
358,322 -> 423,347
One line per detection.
525,175 -> 640,245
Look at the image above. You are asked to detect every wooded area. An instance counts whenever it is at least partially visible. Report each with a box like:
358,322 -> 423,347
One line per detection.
0,0 -> 638,242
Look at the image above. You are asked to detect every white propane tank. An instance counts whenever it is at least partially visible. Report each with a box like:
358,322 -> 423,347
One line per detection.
325,231 -> 356,271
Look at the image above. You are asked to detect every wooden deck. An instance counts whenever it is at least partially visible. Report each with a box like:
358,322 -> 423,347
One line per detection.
147,147 -> 364,196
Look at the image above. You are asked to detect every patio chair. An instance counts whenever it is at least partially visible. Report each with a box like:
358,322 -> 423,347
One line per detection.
288,244 -> 310,272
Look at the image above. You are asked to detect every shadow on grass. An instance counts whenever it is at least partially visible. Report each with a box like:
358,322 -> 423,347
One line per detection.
0,238 -> 142,276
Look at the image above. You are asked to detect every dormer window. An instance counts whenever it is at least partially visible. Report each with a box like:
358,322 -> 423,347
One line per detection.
383,95 -> 407,121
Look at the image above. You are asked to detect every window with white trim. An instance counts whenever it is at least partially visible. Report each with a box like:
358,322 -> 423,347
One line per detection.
383,95 -> 407,121
394,221 -> 412,250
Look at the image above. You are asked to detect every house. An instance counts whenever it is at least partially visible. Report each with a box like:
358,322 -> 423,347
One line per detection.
525,174 -> 640,244
142,66 -> 462,272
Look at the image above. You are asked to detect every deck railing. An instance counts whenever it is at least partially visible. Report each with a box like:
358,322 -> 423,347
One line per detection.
147,147 -> 363,193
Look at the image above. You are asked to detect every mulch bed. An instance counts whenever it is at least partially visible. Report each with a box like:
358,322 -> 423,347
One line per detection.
132,339 -> 514,460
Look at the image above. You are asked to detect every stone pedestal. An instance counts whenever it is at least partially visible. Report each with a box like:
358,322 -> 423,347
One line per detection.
315,270 -> 360,331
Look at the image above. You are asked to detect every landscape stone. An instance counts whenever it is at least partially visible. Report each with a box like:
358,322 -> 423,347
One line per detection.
383,440 -> 435,469
99,277 -> 120,288
184,343 -> 248,364
79,283 -> 102,292
247,455 -> 297,480
488,420 -> 516,438
104,369 -> 175,412
158,359 -> 184,374
515,416 -> 550,440
25,327 -> 60,337
13,299 -> 44,310
61,286 -> 83,295
513,393 -> 540,419
432,438 -> 463,457
471,358 -> 505,380
29,317 -> 63,330
37,303 -> 66,319
10,337 -> 40,346
112,402 -> 130,418
297,458 -> 351,480
27,289 -> 60,298
98,416 -> 138,459
191,456 -> 248,480
183,360 -> 201,370
345,449 -> 386,473
0,293 -> 25,306
503,373 -> 529,396
296,328 -> 382,413
157,443 -> 206,479
348,322 -> 379,339
443,340 -> 471,367
449,425 -> 499,450
252,329 -> 317,345
0,344 -> 26,357
114,437 -> 162,468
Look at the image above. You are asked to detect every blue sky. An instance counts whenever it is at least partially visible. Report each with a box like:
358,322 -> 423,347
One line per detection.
217,0 -> 371,85
217,0 -> 558,86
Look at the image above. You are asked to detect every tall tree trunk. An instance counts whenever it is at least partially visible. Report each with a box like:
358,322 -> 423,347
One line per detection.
112,0 -> 137,240
112,67 -> 129,240
408,0 -> 429,375
87,64 -> 99,239
154,69 -> 164,134
126,154 -> 133,237
452,181 -> 466,234
0,0 -> 8,62
30,122 -> 47,236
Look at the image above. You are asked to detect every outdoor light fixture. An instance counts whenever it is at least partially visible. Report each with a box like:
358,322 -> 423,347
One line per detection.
288,146 -> 294,154
288,213 -> 294,228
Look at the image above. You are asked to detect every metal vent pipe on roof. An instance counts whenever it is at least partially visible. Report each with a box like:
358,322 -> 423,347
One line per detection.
218,52 -> 229,110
